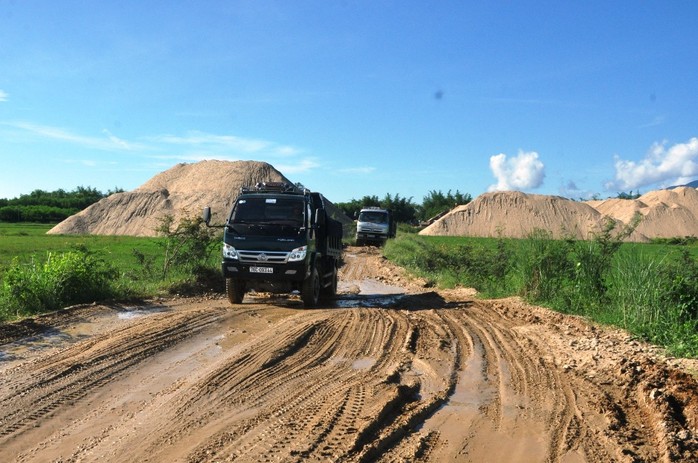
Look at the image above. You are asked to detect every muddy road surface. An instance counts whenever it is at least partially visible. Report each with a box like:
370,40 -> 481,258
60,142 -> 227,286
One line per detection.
1,247 -> 697,462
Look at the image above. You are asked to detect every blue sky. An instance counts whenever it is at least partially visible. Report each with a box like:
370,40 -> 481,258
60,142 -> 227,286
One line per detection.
1,1 -> 697,203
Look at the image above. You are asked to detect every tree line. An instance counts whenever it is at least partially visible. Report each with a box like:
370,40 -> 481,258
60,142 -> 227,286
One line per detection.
335,190 -> 472,224
0,186 -> 122,223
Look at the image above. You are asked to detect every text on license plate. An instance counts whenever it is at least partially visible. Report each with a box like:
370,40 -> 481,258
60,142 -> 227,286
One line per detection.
250,266 -> 273,274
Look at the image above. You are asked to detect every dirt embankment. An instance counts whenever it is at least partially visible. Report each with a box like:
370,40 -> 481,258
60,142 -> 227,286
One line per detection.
1,247 -> 696,462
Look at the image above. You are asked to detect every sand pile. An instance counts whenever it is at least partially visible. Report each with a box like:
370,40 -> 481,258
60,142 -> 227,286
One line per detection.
48,160 -> 293,237
420,188 -> 698,242
587,187 -> 698,240
420,191 -> 620,240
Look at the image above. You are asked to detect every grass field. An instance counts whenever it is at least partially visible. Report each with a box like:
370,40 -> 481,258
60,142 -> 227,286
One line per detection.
0,222 -> 222,319
0,222 -> 166,276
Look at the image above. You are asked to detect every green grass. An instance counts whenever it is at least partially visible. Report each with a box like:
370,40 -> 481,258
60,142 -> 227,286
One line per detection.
0,222 -> 223,320
385,230 -> 698,357
0,223 -> 164,273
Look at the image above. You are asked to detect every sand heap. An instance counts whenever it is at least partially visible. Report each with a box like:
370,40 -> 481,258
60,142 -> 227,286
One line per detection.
48,160 -> 292,237
586,187 -> 698,240
420,188 -> 698,242
420,191 -> 619,240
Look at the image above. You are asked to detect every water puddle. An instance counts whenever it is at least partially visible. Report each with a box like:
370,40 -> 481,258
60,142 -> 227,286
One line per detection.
0,305 -> 169,368
352,357 -> 377,370
336,278 -> 405,308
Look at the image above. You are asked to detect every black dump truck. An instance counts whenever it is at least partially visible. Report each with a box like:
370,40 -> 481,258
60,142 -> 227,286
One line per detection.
203,182 -> 343,307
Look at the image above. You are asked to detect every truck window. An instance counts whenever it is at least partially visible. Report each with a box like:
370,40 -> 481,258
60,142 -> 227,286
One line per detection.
232,198 -> 305,227
358,211 -> 387,224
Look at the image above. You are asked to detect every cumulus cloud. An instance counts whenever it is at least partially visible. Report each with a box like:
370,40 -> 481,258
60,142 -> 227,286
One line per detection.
488,150 -> 545,191
0,90 -> 7,102
605,137 -> 698,191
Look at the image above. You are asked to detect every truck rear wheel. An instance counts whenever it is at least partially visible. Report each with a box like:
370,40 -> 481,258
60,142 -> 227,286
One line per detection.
226,278 -> 245,304
301,268 -> 320,307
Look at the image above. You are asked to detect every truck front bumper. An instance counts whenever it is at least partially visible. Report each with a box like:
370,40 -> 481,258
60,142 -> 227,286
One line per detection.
356,232 -> 388,241
222,259 -> 307,282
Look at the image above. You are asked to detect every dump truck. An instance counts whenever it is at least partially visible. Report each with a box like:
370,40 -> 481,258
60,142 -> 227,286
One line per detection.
355,207 -> 396,246
203,182 -> 343,307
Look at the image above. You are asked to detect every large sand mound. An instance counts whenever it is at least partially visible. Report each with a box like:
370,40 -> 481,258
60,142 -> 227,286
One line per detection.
420,191 -> 630,240
587,187 -> 698,240
420,188 -> 698,242
48,160 -> 293,237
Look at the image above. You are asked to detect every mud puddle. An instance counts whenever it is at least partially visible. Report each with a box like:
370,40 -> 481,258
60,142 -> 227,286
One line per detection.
337,278 -> 405,308
0,304 -> 170,369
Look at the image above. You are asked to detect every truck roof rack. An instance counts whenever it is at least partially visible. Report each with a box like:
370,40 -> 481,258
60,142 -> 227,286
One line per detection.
240,182 -> 306,194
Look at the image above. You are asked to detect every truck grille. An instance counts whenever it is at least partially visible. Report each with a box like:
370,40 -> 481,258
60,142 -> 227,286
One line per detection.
237,250 -> 290,264
359,226 -> 385,233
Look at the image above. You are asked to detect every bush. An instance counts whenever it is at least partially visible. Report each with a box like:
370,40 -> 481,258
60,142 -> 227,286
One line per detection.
515,229 -> 574,305
0,248 -> 117,319
383,234 -> 514,296
156,214 -> 220,279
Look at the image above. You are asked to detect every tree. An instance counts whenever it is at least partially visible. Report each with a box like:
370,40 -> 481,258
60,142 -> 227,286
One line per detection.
336,194 -> 418,223
0,186 -> 120,223
419,190 -> 472,222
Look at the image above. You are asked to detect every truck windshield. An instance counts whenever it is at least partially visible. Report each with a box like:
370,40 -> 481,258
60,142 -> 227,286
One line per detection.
231,197 -> 305,228
358,211 -> 387,224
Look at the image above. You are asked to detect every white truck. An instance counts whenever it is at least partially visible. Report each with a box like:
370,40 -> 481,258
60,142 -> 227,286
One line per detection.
355,207 -> 396,246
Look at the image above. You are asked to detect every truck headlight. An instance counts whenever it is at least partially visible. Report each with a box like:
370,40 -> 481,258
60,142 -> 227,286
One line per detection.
288,245 -> 307,262
223,243 -> 239,260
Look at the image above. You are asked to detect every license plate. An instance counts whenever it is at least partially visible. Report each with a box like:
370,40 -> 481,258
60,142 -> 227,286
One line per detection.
250,266 -> 273,274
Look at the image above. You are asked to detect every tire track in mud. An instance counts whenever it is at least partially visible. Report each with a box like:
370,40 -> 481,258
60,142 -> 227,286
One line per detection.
1,247 -> 696,462
158,308 -> 417,463
404,301 -> 664,463
0,308 -> 223,442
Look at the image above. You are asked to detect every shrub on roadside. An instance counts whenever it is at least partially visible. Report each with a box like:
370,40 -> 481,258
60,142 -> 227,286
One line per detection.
0,248 -> 117,320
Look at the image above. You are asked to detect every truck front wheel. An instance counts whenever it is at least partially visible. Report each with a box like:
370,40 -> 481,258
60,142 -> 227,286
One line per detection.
301,268 -> 320,307
226,278 -> 246,304
320,265 -> 338,300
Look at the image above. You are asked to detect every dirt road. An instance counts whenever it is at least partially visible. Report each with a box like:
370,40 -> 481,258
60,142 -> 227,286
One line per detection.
1,247 -> 696,462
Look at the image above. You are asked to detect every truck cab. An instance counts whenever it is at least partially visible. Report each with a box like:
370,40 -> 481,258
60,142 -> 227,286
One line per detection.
355,207 -> 396,246
204,182 -> 342,307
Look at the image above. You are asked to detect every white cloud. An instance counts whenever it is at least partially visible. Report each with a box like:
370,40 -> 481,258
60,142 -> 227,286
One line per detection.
149,130 -> 300,156
605,137 -> 698,191
102,129 -> 134,150
488,150 -> 545,191
0,90 -> 7,102
4,121 -> 145,151
275,158 -> 320,174
638,115 -> 666,128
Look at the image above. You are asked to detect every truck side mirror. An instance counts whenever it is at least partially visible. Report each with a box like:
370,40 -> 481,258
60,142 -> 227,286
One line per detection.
202,207 -> 212,226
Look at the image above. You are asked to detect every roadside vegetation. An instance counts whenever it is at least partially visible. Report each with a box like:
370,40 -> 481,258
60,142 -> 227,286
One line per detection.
0,219 -> 222,320
384,222 -> 698,357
